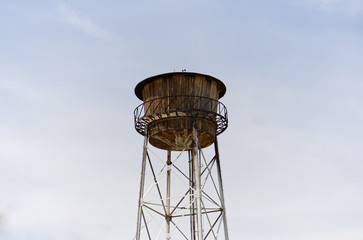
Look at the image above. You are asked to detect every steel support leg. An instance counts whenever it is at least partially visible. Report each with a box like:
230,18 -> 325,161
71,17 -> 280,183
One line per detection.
189,151 -> 196,240
214,138 -> 229,240
136,132 -> 149,240
192,125 -> 203,240
166,150 -> 172,240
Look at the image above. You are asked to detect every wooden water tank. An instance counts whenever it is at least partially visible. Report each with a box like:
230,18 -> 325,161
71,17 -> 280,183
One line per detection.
134,72 -> 228,151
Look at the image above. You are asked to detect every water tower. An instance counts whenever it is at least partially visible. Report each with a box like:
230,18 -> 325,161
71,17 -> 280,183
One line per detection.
133,72 -> 229,240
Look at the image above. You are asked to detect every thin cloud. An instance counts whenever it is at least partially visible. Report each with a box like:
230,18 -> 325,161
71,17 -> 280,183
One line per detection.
298,0 -> 363,14
57,2 -> 110,39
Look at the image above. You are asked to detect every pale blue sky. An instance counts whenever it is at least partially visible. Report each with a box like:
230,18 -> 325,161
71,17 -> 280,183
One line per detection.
1,0 -> 363,239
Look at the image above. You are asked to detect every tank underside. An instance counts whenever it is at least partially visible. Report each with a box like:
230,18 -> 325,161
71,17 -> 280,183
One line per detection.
148,117 -> 216,151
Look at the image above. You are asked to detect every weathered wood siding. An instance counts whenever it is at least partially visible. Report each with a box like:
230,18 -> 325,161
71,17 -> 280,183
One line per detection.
136,72 -> 226,150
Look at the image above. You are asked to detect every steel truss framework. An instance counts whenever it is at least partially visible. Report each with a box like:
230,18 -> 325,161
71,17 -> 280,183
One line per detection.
135,130 -> 229,240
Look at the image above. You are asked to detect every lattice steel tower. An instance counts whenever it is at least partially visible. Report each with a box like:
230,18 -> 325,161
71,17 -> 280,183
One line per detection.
133,72 -> 229,240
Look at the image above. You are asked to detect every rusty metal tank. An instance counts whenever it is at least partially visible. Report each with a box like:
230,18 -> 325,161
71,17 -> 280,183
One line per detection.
134,72 -> 228,151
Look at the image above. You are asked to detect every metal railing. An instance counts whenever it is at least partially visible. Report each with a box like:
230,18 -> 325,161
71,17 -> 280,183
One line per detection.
134,95 -> 228,136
